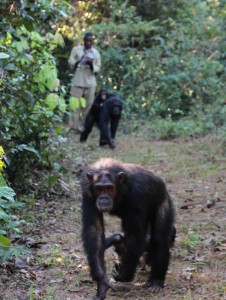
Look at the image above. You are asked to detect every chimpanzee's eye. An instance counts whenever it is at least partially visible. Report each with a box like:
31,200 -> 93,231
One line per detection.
95,186 -> 102,193
106,186 -> 112,192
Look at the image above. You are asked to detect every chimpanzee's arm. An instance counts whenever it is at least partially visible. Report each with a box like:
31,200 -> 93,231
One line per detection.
82,196 -> 105,280
82,194 -> 113,299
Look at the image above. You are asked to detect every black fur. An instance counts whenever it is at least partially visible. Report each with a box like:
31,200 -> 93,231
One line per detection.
80,90 -> 122,149
80,158 -> 176,300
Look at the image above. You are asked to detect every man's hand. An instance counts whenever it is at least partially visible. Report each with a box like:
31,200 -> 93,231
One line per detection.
81,55 -> 93,64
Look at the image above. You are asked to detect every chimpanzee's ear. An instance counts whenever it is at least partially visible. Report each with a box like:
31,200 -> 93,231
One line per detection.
117,172 -> 125,183
87,172 -> 94,181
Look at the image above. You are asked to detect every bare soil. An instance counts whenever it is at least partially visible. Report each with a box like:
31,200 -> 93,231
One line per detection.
1,128 -> 226,300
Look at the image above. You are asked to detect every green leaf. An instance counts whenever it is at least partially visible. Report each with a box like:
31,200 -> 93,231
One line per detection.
0,175 -> 7,187
0,53 -> 9,59
34,64 -> 58,91
0,230 -> 7,235
48,175 -> 58,185
58,98 -> 67,113
54,126 -> 63,135
69,97 -> 79,111
23,19 -> 34,31
4,63 -> 17,71
24,53 -> 35,62
0,235 -> 11,247
0,247 -> 14,262
80,97 -> 86,108
0,199 -> 8,207
16,144 -> 41,159
46,93 -> 59,110
12,40 -> 29,53
6,220 -> 26,229
0,209 -> 11,221
0,186 -> 16,201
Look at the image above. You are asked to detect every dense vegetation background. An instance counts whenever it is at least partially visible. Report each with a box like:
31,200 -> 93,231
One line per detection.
0,0 -> 225,262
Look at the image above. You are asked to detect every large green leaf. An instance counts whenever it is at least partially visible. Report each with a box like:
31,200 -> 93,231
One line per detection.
0,186 -> 15,201
0,235 -> 11,247
12,39 -> 29,53
0,209 -> 11,221
4,63 -> 17,71
0,52 -> 9,59
58,98 -> 67,113
69,97 -> 79,111
34,64 -> 58,91
80,97 -> 86,108
16,144 -> 41,159
46,93 -> 59,110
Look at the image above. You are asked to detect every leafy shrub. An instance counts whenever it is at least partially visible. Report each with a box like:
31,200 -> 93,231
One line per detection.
0,1 -> 68,191
0,147 -> 28,262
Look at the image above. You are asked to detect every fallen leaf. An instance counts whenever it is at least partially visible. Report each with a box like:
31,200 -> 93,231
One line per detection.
182,267 -> 196,280
180,204 -> 194,209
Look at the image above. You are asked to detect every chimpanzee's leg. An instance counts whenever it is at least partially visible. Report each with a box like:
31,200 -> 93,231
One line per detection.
110,117 -> 120,139
80,113 -> 96,142
145,204 -> 175,293
99,120 -> 115,149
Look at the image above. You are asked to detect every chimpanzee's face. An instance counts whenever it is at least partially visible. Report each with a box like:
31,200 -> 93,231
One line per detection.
101,92 -> 107,100
94,182 -> 115,212
87,171 -> 116,212
87,170 -> 125,212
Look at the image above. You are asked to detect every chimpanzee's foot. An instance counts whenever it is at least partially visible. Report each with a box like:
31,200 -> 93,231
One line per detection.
99,139 -> 108,146
144,279 -> 164,293
109,139 -> 116,149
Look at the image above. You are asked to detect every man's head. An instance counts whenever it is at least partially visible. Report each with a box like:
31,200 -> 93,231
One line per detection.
84,33 -> 94,49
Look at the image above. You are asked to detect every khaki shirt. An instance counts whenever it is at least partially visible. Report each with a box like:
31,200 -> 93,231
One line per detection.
68,45 -> 101,88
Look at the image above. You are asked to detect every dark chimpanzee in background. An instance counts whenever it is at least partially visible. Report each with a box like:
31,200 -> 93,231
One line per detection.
80,158 -> 176,300
80,89 -> 123,149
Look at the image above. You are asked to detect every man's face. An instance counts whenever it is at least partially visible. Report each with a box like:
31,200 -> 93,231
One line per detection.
84,36 -> 94,49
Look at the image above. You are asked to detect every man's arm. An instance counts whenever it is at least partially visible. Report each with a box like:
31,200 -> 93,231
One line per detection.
68,47 -> 84,72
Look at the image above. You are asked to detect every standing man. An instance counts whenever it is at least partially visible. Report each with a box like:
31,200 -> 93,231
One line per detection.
68,32 -> 101,132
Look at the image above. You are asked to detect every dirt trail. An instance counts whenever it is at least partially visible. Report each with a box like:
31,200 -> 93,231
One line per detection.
1,130 -> 226,300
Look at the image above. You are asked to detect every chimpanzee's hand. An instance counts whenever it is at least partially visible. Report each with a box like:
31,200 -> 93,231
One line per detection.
93,278 -> 115,300
105,232 -> 124,249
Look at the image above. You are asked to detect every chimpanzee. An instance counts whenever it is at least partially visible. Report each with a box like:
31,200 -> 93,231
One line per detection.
80,89 -> 123,149
80,158 -> 176,300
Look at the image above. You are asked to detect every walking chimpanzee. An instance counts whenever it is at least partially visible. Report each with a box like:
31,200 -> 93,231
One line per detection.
80,89 -> 123,149
80,158 -> 176,300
